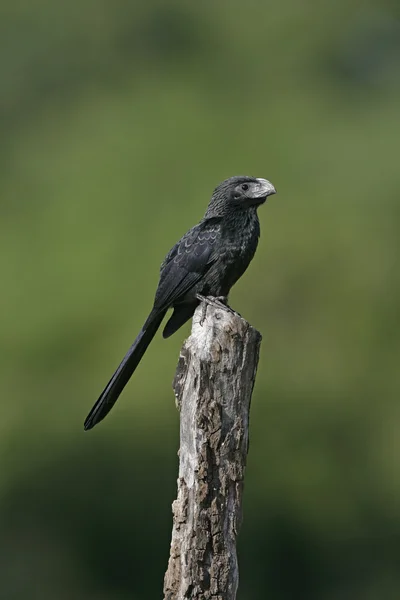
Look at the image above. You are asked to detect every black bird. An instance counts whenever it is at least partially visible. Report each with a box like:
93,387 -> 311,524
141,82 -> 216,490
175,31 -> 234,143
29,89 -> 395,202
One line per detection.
84,175 -> 276,430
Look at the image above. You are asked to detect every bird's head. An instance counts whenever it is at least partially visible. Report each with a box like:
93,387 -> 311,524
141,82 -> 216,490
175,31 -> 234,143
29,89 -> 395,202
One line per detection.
206,176 -> 276,217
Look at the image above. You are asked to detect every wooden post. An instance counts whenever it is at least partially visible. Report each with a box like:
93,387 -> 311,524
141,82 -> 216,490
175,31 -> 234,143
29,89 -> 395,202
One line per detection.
163,301 -> 262,600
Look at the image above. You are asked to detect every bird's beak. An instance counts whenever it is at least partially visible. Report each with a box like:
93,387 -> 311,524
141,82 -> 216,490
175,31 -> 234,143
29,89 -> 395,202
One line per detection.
253,178 -> 277,199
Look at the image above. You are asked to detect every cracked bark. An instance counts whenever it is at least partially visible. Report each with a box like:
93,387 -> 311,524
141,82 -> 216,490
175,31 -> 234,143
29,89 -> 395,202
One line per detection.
163,301 -> 262,600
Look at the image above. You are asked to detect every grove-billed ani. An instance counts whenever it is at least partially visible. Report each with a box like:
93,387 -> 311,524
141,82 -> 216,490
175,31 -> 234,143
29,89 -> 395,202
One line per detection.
84,175 -> 276,430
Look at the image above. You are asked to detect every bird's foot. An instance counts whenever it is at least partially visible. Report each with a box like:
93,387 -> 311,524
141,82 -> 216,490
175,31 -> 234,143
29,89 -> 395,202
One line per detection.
196,294 -> 240,326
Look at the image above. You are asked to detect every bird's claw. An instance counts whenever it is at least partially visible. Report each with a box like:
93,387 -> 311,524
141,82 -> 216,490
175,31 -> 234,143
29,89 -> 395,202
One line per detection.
196,294 -> 239,326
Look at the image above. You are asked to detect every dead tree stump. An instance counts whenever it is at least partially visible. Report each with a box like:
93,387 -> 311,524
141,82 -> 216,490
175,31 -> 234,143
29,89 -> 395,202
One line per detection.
163,301 -> 262,600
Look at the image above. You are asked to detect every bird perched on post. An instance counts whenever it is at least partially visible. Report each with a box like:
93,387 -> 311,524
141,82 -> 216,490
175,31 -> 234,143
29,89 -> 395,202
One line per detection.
84,175 -> 276,430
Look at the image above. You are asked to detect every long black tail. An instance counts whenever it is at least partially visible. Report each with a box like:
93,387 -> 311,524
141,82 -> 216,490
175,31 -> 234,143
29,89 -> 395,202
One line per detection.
84,308 -> 167,430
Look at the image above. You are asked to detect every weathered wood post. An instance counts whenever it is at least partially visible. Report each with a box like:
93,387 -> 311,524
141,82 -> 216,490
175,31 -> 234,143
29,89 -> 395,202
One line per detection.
164,301 -> 262,600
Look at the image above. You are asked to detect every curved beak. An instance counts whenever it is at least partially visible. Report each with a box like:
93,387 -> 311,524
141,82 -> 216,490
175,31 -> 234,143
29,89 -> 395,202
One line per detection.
254,178 -> 277,199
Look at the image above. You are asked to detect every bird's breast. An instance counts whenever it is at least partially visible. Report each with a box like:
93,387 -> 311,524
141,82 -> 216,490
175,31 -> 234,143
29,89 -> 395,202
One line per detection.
208,212 -> 260,295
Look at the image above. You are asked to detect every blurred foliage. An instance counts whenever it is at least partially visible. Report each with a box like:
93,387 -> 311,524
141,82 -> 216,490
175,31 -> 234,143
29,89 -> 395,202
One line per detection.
1,0 -> 400,598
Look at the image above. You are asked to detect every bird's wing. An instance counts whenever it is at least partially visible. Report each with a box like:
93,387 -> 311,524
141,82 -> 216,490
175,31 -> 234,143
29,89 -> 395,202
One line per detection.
154,217 -> 222,311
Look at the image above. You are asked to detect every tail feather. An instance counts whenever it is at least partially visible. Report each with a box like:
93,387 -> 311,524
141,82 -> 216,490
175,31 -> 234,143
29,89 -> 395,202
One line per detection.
84,308 -> 167,430
162,302 -> 196,339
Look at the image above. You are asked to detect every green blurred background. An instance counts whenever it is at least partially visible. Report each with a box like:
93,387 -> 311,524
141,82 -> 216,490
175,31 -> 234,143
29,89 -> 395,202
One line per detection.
1,1 -> 400,598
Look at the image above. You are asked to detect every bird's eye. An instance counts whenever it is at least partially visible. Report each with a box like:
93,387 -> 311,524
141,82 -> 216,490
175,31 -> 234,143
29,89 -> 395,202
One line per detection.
241,184 -> 249,191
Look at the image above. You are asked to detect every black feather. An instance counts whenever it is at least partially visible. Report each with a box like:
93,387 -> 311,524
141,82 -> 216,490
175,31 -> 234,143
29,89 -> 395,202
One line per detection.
84,175 -> 275,429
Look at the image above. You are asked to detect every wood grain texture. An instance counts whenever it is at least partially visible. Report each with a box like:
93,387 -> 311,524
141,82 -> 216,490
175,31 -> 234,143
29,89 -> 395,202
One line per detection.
164,301 -> 262,600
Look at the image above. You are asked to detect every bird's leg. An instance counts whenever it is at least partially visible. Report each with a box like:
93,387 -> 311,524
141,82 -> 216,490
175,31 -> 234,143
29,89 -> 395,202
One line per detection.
198,297 -> 208,326
214,296 -> 242,319
196,294 -> 239,326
